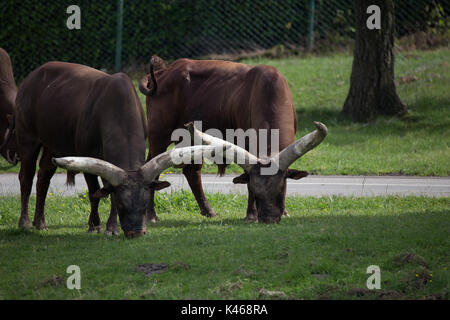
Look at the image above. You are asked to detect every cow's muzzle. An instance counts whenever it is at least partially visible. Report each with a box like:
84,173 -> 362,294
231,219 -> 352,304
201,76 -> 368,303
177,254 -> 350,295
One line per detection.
125,230 -> 147,239
258,215 -> 281,224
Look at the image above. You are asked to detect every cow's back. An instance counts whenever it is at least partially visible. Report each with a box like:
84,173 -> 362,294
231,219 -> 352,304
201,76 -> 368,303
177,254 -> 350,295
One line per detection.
15,62 -> 146,168
0,48 -> 17,125
150,59 -> 297,154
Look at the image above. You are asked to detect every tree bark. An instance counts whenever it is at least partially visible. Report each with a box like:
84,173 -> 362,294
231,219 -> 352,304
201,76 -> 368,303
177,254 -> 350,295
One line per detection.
343,0 -> 406,122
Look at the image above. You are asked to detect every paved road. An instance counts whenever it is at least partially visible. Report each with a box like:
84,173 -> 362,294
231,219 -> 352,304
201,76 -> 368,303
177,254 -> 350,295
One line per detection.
0,173 -> 448,197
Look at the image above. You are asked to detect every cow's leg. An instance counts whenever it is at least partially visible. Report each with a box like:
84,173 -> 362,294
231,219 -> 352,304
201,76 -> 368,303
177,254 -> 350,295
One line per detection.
17,143 -> 41,230
245,186 -> 258,222
280,181 -> 289,217
83,173 -> 102,233
183,164 -> 216,217
147,174 -> 160,223
146,138 -> 171,223
282,191 -> 289,217
33,149 -> 56,230
105,193 -> 119,236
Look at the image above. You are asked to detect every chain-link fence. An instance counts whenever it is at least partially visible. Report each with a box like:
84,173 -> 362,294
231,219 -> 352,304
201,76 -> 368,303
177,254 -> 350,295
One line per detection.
1,0 -> 448,80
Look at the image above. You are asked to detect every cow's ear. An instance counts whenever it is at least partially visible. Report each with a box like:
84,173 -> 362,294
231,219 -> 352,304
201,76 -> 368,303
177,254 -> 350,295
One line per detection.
149,180 -> 171,191
6,114 -> 13,125
93,188 -> 111,199
233,173 -> 249,184
286,169 -> 308,180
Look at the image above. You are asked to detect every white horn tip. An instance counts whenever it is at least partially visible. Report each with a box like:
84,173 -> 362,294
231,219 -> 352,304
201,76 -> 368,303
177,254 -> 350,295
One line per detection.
313,121 -> 328,137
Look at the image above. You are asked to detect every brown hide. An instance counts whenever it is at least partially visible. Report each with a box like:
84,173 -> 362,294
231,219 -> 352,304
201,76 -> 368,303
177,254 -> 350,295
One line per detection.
15,62 -> 149,234
144,59 -> 297,155
15,62 -> 146,168
141,58 -> 301,222
0,48 -> 18,164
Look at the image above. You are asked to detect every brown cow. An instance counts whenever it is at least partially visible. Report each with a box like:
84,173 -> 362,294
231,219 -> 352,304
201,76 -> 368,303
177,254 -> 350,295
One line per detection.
0,48 -> 19,165
14,61 -> 220,237
139,56 -> 327,223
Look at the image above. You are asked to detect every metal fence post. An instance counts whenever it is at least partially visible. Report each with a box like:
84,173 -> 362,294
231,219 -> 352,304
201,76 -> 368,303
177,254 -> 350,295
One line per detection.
307,0 -> 315,50
115,0 -> 124,72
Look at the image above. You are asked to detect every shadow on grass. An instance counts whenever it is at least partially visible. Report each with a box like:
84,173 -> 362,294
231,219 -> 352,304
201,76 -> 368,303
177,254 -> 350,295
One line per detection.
0,208 -> 447,300
0,223 -> 93,236
1,208 -> 447,240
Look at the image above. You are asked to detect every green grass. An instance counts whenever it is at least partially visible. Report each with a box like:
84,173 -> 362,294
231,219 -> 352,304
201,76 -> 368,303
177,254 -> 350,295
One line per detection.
0,192 -> 448,299
1,49 -> 449,175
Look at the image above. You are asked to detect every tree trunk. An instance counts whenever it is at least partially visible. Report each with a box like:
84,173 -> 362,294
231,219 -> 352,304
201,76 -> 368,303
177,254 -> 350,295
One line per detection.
343,0 -> 406,122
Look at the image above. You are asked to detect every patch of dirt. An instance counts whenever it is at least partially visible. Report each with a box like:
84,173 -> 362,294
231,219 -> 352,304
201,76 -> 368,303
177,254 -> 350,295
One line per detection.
422,293 -> 444,300
233,266 -> 256,278
169,261 -> 191,271
274,247 -> 289,265
258,288 -> 287,299
399,75 -> 419,85
406,267 -> 433,290
317,285 -> 339,300
347,288 -> 404,299
393,252 -> 429,268
214,280 -> 243,297
136,263 -> 168,277
347,288 -> 373,297
377,290 -> 405,299
40,275 -> 65,287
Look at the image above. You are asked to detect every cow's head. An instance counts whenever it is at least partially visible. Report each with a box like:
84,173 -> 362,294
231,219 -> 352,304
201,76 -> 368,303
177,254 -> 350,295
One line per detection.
0,114 -> 19,165
187,122 -> 328,223
52,145 -> 224,238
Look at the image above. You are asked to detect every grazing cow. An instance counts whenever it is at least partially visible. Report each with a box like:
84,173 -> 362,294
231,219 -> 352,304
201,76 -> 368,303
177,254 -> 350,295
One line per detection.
0,48 -> 19,165
14,61 -> 219,237
139,56 -> 327,223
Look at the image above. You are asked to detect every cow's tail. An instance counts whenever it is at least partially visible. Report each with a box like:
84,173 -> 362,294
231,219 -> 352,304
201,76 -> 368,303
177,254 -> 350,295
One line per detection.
139,61 -> 157,97
218,164 -> 227,177
66,171 -> 76,187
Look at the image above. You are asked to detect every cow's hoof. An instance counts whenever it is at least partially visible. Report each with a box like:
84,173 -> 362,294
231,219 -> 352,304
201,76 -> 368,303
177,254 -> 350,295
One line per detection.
105,229 -> 120,236
33,223 -> 48,231
147,217 -> 158,224
244,215 -> 258,222
146,214 -> 159,223
88,225 -> 102,233
201,211 -> 217,218
18,220 -> 31,230
282,209 -> 290,217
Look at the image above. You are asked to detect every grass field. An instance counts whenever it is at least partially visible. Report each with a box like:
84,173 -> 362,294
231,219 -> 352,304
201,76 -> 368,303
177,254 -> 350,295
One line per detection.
1,49 -> 448,301
1,49 -> 449,176
0,191 -> 448,300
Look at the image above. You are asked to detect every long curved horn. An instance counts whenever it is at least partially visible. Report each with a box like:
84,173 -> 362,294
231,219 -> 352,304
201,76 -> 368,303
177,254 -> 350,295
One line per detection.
139,145 -> 228,183
184,122 -> 258,172
274,121 -> 328,171
52,157 -> 127,187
